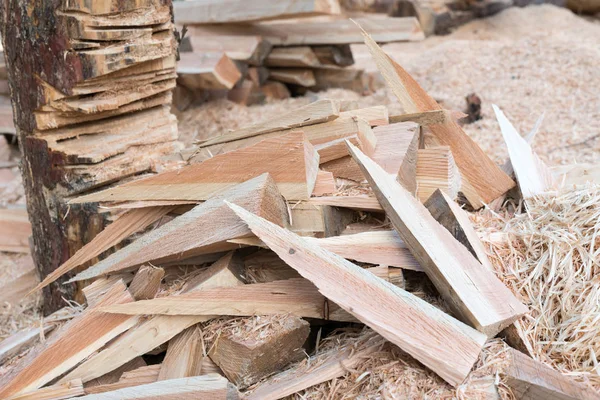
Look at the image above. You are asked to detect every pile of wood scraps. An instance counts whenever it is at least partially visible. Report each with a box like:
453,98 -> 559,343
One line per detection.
2,26 -> 600,400
172,0 -> 425,108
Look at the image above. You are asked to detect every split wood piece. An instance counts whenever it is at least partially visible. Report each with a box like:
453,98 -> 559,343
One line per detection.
312,45 -> 355,67
0,208 -> 31,253
0,256 -> 39,305
360,27 -> 514,205
244,250 -> 302,283
84,365 -> 161,395
311,170 -> 336,196
199,99 -> 340,147
227,79 -> 266,106
339,105 -> 389,126
209,315 -> 310,389
77,375 -> 238,399
5,379 -> 85,400
186,34 -> 272,66
307,196 -> 384,212
62,254 -> 246,384
69,174 -> 289,283
493,105 -> 554,199
192,17 -> 424,46
306,230 -> 421,271
31,206 -> 173,294
347,142 -> 528,337
129,266 -> 165,300
102,278 -> 354,322
370,122 -> 419,193
320,155 -> 365,182
177,52 -> 241,90
158,326 -> 203,381
83,275 -> 135,308
226,201 -> 487,386
85,357 -> 148,388
174,0 -> 340,24
73,132 -> 319,203
389,109 -> 467,126
269,69 -> 316,87
310,68 -> 368,94
245,335 -> 381,400
416,146 -> 462,202
0,280 -> 137,398
424,189 -> 494,272
192,115 -> 371,163
260,81 -> 291,101
180,251 -> 245,293
289,203 -> 354,237
313,130 -> 375,164
0,325 -> 54,365
265,47 -> 322,68
502,348 -> 600,400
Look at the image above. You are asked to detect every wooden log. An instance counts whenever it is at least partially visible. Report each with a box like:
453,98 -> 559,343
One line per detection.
199,99 -> 340,148
30,206 -> 173,294
0,208 -> 31,253
191,17 -> 424,45
209,315 -> 310,388
186,34 -> 272,66
61,254 -> 245,384
0,0 -> 180,313
424,189 -> 494,272
269,69 -> 316,87
5,379 -> 85,400
312,45 -> 355,67
77,375 -> 239,399
360,27 -> 514,207
73,132 -> 319,203
84,365 -> 161,395
225,201 -> 487,386
174,0 -> 341,24
102,278 -> 354,322
128,265 -> 165,300
370,122 -> 419,193
0,280 -> 138,398
177,52 -> 241,90
347,142 -> 528,337
416,146 -> 462,202
501,348 -> 600,400
69,174 -> 289,282
493,105 -> 554,199
158,326 -> 204,381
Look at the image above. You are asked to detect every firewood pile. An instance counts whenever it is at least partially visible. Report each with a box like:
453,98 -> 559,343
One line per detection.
1,9 -> 600,400
171,0 -> 425,109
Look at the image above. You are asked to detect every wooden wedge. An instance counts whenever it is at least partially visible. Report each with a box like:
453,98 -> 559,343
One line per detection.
5,379 -> 84,400
416,146 -> 462,202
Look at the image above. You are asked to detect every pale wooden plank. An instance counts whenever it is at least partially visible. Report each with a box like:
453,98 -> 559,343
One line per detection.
339,105 -> 389,126
157,326 -> 203,381
177,52 -> 241,90
5,379 -> 84,400
0,326 -> 54,365
311,170 -> 336,196
307,196 -> 383,212
347,141 -> 528,337
225,201 -> 487,387
269,69 -> 316,87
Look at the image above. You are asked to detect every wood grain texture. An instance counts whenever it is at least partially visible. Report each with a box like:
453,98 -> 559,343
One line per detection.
0,325 -> 54,365
84,365 -> 161,395
102,278 -> 354,322
416,146 -> 461,202
30,206 -> 173,294
177,52 -> 241,90
69,174 -> 289,282
0,281 -> 137,398
269,69 -> 317,87
77,375 -> 239,399
347,141 -> 528,337
186,34 -> 272,66
307,196 -> 383,212
174,0 -> 341,24
209,315 -> 309,388
129,265 -> 165,300
73,132 -> 319,203
158,326 -> 204,381
360,27 -> 514,205
199,99 -> 339,147
339,105 -> 389,126
191,17 -> 424,45
502,348 -> 600,400
225,201 -> 487,387
0,208 -> 31,253
5,379 -> 84,400
311,170 -> 336,196
493,105 -> 554,199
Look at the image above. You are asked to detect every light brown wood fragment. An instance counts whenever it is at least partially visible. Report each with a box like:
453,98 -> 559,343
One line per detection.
186,34 -> 272,65
129,265 -> 165,300
269,69 -> 316,87
307,196 -> 383,212
177,52 -> 241,90
5,379 -> 85,400
416,146 -> 461,202
83,365 -> 161,395
347,142 -> 528,337
158,326 -> 204,381
311,170 -> 336,196
209,315 -> 310,389
85,357 -> 147,389
225,201 -> 487,387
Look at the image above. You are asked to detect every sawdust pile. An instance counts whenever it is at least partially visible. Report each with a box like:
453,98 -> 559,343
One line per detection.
476,185 -> 600,389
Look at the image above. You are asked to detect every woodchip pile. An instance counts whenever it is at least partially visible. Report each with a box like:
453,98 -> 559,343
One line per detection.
0,3 -> 600,400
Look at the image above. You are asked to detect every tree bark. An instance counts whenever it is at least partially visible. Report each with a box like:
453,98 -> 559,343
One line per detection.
0,0 -> 179,313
